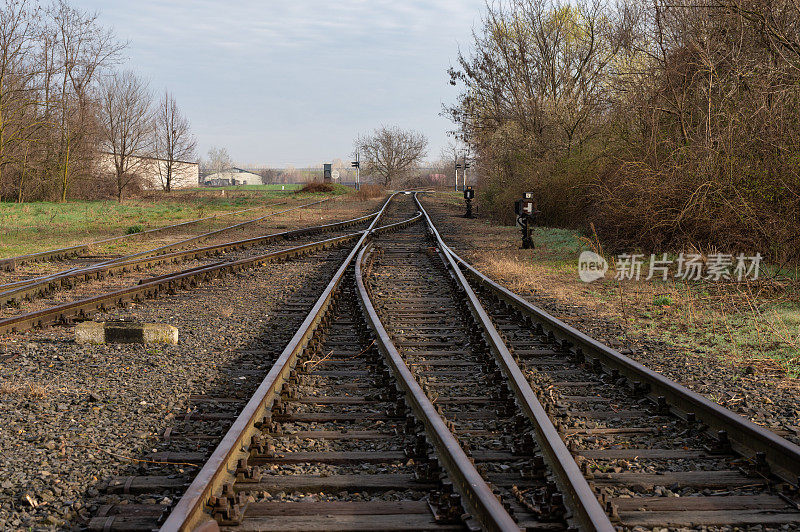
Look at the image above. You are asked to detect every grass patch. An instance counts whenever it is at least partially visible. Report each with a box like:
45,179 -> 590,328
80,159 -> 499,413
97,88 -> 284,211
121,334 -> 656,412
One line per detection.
653,294 -> 673,306
196,184 -> 302,191
444,200 -> 800,378
0,186 -> 345,257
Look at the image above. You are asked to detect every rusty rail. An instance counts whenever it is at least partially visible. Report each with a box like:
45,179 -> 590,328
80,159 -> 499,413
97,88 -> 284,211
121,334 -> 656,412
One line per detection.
355,242 -> 520,532
159,195 -> 418,531
0,232 -> 357,336
413,193 -> 613,531
0,211 -> 377,307
0,196 -> 335,282
0,201 -> 292,271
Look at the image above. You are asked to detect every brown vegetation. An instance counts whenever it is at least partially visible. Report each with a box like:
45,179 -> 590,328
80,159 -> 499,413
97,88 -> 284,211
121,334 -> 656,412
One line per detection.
353,184 -> 384,200
0,0 -> 194,203
354,126 -> 428,187
448,0 -> 800,261
297,182 -> 334,193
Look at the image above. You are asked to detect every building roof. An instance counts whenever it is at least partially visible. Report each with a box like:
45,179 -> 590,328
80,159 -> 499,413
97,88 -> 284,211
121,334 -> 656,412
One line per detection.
99,151 -> 198,166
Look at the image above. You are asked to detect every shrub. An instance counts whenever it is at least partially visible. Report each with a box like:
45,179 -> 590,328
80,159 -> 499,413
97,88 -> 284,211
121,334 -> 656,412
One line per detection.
653,294 -> 673,307
125,224 -> 143,235
296,182 -> 334,194
354,184 -> 385,201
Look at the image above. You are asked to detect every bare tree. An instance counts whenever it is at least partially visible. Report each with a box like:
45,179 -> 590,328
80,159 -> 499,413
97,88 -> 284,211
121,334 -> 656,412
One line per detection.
354,126 -> 428,186
153,90 -> 195,191
203,145 -> 232,180
99,71 -> 152,202
0,0 -> 42,202
49,0 -> 125,201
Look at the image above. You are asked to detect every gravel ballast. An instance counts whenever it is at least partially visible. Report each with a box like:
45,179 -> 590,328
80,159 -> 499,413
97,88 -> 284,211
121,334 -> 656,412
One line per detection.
0,215 -> 371,529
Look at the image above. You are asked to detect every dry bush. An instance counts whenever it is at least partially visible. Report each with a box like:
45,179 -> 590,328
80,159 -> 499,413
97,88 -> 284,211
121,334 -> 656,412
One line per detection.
0,378 -> 50,399
296,182 -> 333,194
353,184 -> 384,201
449,0 -> 800,262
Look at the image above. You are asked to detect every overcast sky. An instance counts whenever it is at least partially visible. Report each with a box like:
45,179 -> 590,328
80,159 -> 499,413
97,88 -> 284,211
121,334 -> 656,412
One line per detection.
73,0 -> 485,167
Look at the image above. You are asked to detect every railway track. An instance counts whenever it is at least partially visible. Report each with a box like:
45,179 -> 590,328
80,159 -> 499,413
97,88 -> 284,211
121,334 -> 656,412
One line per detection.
71,191 -> 800,531
0,216 -> 383,335
0,211 -> 378,314
412,194 -> 800,529
0,196 -> 337,290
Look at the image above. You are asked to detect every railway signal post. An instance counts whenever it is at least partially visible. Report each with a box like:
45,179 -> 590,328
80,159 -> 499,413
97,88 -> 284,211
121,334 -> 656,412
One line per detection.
514,192 -> 539,249
463,185 -> 474,218
351,154 -> 360,190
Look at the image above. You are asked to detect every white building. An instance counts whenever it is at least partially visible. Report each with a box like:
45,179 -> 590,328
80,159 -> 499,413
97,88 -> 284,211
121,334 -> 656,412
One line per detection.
203,168 -> 262,187
98,152 -> 199,190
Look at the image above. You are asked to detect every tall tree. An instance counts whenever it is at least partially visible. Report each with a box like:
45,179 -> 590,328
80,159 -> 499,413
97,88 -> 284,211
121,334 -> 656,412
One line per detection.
49,0 -> 124,201
0,0 -> 41,202
99,70 -> 152,202
153,90 -> 195,191
354,126 -> 428,186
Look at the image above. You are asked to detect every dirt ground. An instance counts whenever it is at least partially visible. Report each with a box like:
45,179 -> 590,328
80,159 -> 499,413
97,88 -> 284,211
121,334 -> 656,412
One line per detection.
421,193 -> 800,446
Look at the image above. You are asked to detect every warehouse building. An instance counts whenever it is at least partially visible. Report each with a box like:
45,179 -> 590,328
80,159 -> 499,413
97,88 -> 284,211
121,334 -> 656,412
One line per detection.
202,168 -> 262,187
98,152 -> 199,190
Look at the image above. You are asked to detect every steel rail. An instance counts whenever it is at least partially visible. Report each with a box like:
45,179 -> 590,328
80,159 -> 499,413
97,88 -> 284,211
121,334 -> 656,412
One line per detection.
0,231 -> 360,336
0,196 -> 336,286
413,193 -> 613,531
0,212 -> 423,337
0,212 -> 378,307
355,243 -> 520,532
416,195 -> 800,488
159,194 -> 415,531
0,201 -> 289,271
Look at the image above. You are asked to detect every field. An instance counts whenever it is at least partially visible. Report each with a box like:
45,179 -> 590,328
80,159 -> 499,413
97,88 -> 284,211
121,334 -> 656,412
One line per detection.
0,185 -> 352,257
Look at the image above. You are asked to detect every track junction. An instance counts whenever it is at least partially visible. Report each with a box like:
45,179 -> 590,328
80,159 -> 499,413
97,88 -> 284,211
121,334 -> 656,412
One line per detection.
2,193 -> 799,531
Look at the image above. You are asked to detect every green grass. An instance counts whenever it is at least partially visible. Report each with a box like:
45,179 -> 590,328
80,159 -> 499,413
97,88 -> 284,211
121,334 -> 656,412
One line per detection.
0,186 -> 350,257
476,215 -> 800,377
195,184 -> 303,191
653,294 -> 673,306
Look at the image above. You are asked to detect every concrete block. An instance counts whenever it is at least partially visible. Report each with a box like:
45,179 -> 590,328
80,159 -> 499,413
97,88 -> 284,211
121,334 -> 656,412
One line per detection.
75,321 -> 105,344
75,321 -> 178,345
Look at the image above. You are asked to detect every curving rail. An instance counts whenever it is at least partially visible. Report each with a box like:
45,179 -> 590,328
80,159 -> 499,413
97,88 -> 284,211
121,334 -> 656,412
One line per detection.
356,241 -> 520,531
159,194 -> 417,531
0,212 -> 377,307
412,193 -> 614,531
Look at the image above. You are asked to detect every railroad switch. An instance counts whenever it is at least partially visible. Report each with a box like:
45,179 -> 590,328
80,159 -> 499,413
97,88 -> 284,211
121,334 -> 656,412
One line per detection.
514,192 -> 540,249
463,186 -> 475,218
